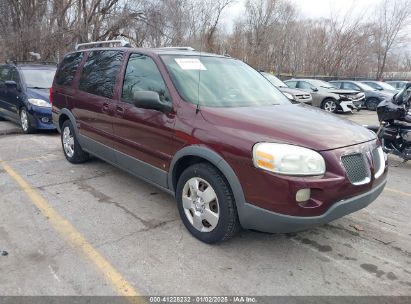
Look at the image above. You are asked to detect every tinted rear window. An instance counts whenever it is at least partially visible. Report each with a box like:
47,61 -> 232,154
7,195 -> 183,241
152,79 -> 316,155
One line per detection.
79,50 -> 124,99
55,52 -> 83,86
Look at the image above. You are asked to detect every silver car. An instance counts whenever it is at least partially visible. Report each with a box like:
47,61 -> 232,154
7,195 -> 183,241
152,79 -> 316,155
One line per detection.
261,73 -> 313,104
285,79 -> 364,113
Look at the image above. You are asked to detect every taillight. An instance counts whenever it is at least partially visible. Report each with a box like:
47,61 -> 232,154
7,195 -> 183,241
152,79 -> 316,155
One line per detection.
49,88 -> 53,106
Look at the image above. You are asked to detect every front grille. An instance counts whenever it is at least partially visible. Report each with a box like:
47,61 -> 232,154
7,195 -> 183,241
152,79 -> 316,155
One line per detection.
341,153 -> 369,184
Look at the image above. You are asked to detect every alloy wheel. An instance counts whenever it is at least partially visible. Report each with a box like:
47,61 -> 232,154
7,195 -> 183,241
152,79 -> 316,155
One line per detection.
323,100 -> 337,112
366,99 -> 379,111
182,177 -> 220,232
62,126 -> 75,158
20,109 -> 29,132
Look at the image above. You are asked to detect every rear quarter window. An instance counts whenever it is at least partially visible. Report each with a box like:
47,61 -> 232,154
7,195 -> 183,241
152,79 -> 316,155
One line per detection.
79,50 -> 124,99
55,52 -> 83,86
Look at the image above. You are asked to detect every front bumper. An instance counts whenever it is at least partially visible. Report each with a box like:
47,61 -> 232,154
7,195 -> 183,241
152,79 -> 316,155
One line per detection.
28,105 -> 56,130
339,100 -> 357,112
352,98 -> 365,108
239,177 -> 386,233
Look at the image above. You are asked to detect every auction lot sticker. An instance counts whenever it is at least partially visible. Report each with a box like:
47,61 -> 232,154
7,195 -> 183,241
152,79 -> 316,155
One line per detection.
175,58 -> 207,70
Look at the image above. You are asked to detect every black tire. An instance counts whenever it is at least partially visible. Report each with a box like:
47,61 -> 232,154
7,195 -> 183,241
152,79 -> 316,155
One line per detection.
61,119 -> 90,164
321,98 -> 338,113
176,163 -> 240,244
365,98 -> 379,111
20,107 -> 35,134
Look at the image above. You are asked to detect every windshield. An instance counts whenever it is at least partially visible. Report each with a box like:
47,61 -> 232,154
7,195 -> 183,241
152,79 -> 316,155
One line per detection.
308,79 -> 337,89
21,68 -> 56,89
161,55 -> 290,107
377,82 -> 396,90
396,82 -> 407,89
261,72 -> 287,88
355,82 -> 376,91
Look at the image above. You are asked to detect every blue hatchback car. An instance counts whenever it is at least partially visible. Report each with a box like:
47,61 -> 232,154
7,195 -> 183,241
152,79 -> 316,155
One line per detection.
0,63 -> 56,133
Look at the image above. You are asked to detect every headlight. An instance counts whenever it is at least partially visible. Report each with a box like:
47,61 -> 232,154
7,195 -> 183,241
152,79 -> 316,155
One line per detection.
283,92 -> 294,100
253,143 -> 326,176
339,94 -> 349,100
28,98 -> 51,108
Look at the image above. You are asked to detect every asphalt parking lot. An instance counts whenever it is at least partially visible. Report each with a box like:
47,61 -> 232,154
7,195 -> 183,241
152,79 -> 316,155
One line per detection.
0,111 -> 410,297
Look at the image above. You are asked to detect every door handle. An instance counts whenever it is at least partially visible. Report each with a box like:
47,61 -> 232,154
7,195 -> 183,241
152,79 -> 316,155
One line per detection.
102,103 -> 110,114
116,106 -> 125,114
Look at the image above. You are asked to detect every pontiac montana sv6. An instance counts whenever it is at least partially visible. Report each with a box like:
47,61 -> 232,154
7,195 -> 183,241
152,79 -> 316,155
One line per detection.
51,42 -> 387,243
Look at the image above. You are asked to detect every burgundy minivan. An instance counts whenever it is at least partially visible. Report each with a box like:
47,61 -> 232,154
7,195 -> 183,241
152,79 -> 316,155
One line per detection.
51,44 -> 387,243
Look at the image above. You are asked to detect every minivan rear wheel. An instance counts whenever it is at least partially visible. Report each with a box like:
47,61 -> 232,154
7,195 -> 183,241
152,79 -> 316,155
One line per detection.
61,120 -> 89,164
176,163 -> 240,243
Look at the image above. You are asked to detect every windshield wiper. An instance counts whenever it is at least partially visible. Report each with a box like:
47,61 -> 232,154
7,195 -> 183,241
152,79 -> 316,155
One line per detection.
28,86 -> 49,89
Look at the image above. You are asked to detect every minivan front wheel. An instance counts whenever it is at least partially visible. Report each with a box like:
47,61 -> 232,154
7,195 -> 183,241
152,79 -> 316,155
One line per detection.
176,163 -> 240,243
61,120 -> 89,163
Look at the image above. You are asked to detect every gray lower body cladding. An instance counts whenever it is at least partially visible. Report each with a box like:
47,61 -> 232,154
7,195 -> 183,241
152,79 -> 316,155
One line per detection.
239,179 -> 386,233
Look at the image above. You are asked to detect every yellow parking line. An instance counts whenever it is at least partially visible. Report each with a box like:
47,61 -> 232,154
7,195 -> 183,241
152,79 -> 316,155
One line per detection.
385,187 -> 411,197
1,161 -> 141,298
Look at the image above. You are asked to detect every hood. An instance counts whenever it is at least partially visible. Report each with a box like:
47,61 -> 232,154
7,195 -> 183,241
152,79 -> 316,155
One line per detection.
366,90 -> 395,99
200,104 -> 375,151
328,89 -> 361,95
26,88 -> 50,102
279,87 -> 310,96
381,89 -> 398,95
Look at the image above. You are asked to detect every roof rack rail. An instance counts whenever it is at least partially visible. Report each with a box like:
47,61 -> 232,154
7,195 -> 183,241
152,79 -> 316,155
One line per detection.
156,46 -> 195,51
5,60 -> 57,65
75,39 -> 132,51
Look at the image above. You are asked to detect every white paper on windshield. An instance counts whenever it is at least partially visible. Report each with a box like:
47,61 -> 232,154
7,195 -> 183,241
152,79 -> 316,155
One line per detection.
175,58 -> 207,70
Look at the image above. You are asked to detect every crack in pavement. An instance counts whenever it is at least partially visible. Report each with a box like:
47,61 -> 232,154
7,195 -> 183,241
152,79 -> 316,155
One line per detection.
75,181 -> 175,231
36,172 -> 113,190
95,218 -> 180,249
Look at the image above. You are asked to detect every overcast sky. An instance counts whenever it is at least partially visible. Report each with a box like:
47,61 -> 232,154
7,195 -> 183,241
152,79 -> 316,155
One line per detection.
223,0 -> 384,26
222,0 -> 411,48
290,0 -> 376,19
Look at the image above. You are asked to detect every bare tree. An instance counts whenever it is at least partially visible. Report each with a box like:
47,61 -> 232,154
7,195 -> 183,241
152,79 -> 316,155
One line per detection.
372,0 -> 410,79
0,0 -> 409,78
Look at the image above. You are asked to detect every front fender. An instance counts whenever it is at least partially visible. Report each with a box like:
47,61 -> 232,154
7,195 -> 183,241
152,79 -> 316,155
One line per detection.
168,145 -> 249,227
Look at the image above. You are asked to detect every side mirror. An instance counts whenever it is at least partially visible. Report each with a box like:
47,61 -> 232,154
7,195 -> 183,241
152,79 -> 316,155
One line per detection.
132,91 -> 172,113
5,80 -> 18,90
311,87 -> 318,92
